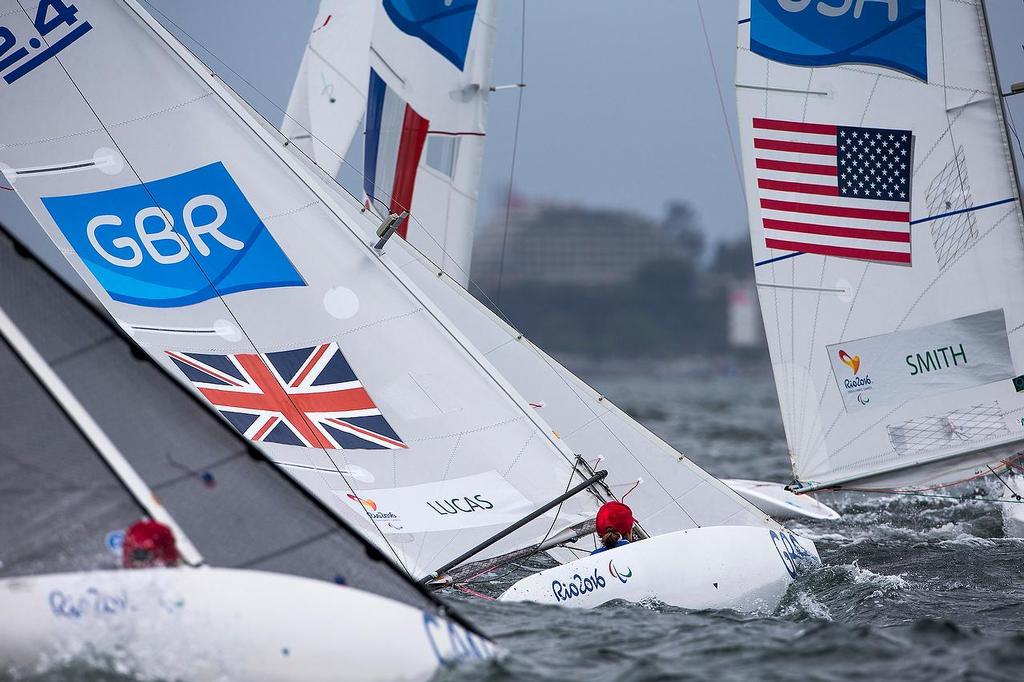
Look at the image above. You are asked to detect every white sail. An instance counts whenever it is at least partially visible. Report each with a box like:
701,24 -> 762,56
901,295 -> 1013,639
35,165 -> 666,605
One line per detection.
283,0 -> 494,285
0,0 -> 595,579
279,1 -> 775,543
394,249 -> 778,541
271,134 -> 778,565
736,0 -> 1024,492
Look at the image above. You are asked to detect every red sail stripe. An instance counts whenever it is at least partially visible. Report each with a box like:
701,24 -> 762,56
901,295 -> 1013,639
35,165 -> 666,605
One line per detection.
756,158 -> 838,176
765,238 -> 911,264
761,198 -> 909,222
754,138 -> 837,156
763,218 -> 911,243
390,104 -> 430,239
752,118 -> 837,136
757,178 -> 838,196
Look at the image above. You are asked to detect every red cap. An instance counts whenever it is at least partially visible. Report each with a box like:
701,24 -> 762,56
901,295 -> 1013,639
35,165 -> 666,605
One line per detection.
122,519 -> 180,569
596,501 -> 634,538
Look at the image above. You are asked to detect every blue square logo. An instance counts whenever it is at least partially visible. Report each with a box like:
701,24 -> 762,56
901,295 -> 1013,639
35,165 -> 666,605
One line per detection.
41,162 -> 305,308
750,0 -> 927,82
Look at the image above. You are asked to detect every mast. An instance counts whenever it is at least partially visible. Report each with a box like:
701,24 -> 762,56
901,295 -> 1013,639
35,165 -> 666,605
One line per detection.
979,0 -> 1024,217
0,304 -> 203,566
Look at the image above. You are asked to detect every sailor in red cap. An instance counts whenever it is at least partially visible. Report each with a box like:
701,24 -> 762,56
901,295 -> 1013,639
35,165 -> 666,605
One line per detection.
122,519 -> 181,569
591,501 -> 635,555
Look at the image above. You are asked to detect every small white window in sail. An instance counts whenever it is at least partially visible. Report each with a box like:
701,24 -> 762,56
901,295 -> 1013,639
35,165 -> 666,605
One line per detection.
926,146 -> 978,270
887,402 -> 1006,455
425,135 -> 459,178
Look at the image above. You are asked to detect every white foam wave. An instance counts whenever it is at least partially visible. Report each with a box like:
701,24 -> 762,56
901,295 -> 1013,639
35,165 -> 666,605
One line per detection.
839,560 -> 911,593
779,589 -> 834,621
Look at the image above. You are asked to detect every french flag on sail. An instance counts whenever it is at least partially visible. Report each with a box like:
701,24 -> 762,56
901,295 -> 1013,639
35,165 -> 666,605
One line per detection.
753,118 -> 914,265
363,68 -> 429,239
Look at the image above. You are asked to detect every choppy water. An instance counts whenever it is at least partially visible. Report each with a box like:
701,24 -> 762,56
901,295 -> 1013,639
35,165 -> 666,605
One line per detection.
11,359 -> 1024,681
435,358 -> 1024,682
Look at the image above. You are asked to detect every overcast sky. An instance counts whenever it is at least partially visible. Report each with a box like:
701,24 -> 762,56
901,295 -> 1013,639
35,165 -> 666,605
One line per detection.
2,0 -> 1023,258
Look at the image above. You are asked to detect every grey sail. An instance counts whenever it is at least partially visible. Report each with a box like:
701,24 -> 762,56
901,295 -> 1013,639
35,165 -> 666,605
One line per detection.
0,306 -> 142,579
0,225 -> 459,623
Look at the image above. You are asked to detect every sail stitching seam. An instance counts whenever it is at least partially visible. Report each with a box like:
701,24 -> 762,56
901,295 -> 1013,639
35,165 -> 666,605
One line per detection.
107,92 -> 214,129
263,199 -> 322,221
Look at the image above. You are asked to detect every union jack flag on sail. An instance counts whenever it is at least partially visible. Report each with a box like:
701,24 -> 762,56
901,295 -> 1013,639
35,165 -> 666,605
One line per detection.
168,342 -> 406,450
753,118 -> 914,264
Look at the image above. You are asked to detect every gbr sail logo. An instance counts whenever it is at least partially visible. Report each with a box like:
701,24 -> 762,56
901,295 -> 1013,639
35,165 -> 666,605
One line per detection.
41,162 -> 305,308
750,0 -> 928,81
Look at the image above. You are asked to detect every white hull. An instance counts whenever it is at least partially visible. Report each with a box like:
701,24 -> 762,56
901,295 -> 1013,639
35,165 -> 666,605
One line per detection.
1000,471 -> 1024,537
0,568 -> 494,680
724,479 -> 841,521
499,526 -> 820,612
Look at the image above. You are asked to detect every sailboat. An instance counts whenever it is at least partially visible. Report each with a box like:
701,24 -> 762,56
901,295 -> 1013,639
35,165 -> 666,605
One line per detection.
0,0 -> 497,676
734,0 -> 1024,529
283,0 -> 492,286
273,0 -> 821,611
0,223 -> 493,675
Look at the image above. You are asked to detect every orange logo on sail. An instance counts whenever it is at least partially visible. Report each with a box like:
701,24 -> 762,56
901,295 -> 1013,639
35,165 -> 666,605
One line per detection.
347,494 -> 377,512
838,350 -> 860,375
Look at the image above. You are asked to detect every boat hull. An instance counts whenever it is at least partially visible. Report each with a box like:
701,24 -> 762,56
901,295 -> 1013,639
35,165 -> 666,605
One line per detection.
1000,471 -> 1024,537
0,567 -> 494,681
499,526 -> 819,612
724,479 -> 841,521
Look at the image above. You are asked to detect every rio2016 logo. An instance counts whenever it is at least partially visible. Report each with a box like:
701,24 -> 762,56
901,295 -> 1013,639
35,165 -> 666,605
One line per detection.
838,349 -> 860,375
346,494 -> 377,512
838,348 -> 872,404
41,162 -> 305,308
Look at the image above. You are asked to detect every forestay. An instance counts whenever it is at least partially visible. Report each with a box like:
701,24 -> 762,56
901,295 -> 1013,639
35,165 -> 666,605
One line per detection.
282,0 -> 494,285
736,0 -> 1024,492
0,227 -> 451,620
0,0 -> 594,580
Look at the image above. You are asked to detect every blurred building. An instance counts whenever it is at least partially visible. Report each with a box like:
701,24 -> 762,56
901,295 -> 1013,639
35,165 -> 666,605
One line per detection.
726,281 -> 765,349
471,200 -> 689,290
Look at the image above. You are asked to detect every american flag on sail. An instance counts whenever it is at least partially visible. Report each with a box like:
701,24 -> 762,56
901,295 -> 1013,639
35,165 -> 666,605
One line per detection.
753,118 -> 913,264
168,342 -> 406,450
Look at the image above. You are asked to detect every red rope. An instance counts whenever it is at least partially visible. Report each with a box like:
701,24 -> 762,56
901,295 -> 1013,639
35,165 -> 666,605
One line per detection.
455,584 -> 495,601
620,479 -> 641,503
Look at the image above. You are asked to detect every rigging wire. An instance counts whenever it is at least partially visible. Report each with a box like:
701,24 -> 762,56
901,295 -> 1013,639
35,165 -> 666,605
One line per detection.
494,0 -> 527,305
452,464 -> 588,591
846,489 -> 1024,505
138,0 -> 717,535
695,0 -> 744,190
136,1 -> 627,580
